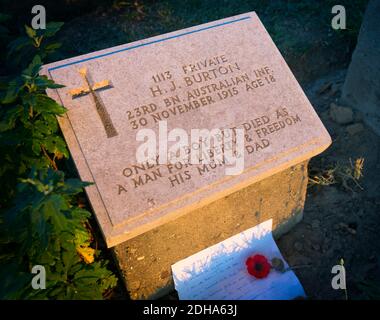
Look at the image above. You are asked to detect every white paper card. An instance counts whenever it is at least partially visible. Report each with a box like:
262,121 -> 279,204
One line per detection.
171,219 -> 306,300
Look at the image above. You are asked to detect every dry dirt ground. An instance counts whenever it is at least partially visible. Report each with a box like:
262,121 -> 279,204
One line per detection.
277,70 -> 380,300
163,70 -> 380,300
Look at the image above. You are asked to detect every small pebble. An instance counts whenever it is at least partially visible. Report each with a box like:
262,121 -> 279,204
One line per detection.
346,123 -> 364,136
329,103 -> 353,124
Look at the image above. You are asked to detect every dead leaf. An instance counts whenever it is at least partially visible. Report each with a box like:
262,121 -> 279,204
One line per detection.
76,245 -> 95,264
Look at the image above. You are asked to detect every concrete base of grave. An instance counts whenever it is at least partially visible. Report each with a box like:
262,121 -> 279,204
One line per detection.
113,160 -> 309,300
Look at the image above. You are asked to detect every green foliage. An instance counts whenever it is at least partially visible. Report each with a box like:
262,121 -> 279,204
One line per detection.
0,53 -> 68,204
8,22 -> 63,70
0,17 -> 117,299
1,168 -> 117,299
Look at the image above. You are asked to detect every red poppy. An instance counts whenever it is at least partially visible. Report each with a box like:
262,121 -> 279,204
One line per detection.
245,254 -> 271,279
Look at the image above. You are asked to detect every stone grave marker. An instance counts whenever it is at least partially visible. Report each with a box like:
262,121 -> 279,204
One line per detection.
42,12 -> 331,299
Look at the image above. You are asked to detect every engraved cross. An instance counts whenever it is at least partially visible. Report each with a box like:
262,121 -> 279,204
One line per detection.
69,67 -> 118,138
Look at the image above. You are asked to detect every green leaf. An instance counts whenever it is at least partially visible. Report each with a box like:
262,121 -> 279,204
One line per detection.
35,76 -> 65,89
1,77 -> 24,104
42,135 -> 69,159
25,25 -> 36,39
7,36 -> 31,59
34,94 -> 66,115
0,263 -> 32,299
62,247 -> 79,271
31,139 -> 42,155
23,55 -> 42,77
62,179 -> 92,195
74,228 -> 91,247
44,42 -> 62,52
44,22 -> 64,37
0,105 -> 23,132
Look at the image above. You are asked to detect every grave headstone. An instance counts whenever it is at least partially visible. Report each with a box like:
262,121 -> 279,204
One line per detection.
42,12 -> 331,299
